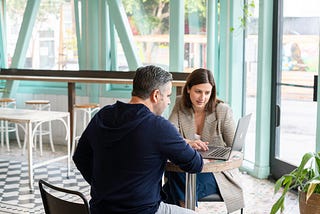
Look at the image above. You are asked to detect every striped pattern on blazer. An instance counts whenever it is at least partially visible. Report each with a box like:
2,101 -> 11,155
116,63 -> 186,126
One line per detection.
169,96 -> 245,213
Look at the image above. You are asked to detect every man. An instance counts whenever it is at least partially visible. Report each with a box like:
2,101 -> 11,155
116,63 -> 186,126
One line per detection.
73,65 -> 203,214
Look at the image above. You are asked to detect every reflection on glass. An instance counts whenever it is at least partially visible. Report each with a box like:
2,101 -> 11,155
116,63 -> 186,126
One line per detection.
244,0 -> 259,164
123,0 -> 207,71
6,0 -> 78,70
277,0 -> 319,165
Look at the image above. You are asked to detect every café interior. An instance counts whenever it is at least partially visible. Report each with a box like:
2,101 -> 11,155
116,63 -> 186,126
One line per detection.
0,0 -> 319,213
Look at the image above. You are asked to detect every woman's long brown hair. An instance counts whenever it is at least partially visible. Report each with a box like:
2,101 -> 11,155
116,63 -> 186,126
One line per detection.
181,68 -> 222,113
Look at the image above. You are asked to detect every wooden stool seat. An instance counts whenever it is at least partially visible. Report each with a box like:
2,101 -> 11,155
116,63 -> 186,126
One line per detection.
0,98 -> 21,151
0,98 -> 16,103
74,103 -> 100,109
25,100 -> 50,105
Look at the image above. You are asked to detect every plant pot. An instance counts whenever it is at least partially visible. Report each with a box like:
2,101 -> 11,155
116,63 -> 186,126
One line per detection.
299,189 -> 320,214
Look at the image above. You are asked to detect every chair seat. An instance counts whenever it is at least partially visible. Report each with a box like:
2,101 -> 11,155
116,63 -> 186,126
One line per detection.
199,193 -> 244,214
198,193 -> 223,202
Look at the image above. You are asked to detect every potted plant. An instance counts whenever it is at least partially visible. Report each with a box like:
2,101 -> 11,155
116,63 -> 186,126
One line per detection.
270,152 -> 320,214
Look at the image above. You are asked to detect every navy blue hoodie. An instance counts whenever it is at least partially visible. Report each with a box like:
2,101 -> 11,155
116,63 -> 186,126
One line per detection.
73,101 -> 203,214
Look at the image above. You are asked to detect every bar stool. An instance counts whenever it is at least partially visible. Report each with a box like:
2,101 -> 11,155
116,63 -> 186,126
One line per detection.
72,103 -> 100,154
23,100 -> 54,156
0,98 -> 22,151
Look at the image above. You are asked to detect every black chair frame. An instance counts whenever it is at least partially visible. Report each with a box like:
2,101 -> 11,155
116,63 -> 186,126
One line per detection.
39,179 -> 90,214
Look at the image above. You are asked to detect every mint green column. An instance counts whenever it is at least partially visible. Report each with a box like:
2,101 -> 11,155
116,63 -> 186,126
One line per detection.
106,0 -> 140,70
100,1 -> 110,70
109,15 -> 117,70
0,0 -> 7,67
252,0 -> 273,179
168,0 -> 184,117
73,0 -> 84,69
169,0 -> 184,72
217,0 -> 244,119
218,0 -> 229,101
86,0 -> 100,103
229,0 -> 245,119
206,0 -> 218,77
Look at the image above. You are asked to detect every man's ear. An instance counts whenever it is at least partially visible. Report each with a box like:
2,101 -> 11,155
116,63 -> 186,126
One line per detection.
150,89 -> 160,103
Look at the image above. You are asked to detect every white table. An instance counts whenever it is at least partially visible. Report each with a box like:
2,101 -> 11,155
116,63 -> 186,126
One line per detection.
0,108 -> 70,191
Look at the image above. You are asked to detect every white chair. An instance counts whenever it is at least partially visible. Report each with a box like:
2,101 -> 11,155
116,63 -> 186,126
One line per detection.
23,100 -> 54,156
0,98 -> 21,151
72,103 -> 100,154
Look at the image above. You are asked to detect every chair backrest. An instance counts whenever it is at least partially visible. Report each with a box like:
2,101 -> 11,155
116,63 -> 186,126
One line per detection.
39,179 -> 90,214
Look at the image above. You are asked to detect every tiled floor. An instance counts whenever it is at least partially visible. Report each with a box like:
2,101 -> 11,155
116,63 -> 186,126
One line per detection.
0,141 -> 299,214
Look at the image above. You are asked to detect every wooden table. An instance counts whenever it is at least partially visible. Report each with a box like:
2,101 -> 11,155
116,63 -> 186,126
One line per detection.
0,108 -> 70,191
165,151 -> 243,210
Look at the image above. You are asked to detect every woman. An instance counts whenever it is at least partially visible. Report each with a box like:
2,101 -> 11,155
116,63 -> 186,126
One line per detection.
162,68 -> 244,213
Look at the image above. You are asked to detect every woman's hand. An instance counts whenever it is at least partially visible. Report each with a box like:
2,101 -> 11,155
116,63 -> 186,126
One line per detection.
187,139 -> 209,151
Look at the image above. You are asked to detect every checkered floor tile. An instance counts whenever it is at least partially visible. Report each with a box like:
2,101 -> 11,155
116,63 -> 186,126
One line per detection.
0,142 -> 300,214
0,159 -> 90,214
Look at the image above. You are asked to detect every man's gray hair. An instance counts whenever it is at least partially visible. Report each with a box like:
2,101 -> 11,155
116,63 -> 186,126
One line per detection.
132,65 -> 173,99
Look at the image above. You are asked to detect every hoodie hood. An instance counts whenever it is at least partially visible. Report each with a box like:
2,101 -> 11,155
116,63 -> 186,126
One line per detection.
89,101 -> 151,147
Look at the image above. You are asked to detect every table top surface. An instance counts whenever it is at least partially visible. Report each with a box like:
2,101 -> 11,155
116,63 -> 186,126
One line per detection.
0,108 -> 69,123
165,151 -> 243,173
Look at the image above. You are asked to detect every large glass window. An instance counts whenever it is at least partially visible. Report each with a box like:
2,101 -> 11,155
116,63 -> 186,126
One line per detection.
275,0 -> 319,166
244,0 -> 259,164
122,0 -> 207,71
121,0 -> 170,69
6,0 -> 77,69
184,0 -> 207,71
5,1 -> 210,72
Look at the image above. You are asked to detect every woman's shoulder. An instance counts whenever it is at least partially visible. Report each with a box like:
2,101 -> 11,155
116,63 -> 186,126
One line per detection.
171,96 -> 192,115
214,102 -> 233,122
173,96 -> 186,110
216,102 -> 232,112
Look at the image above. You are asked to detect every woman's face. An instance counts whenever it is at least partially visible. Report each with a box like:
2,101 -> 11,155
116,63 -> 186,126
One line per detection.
187,83 -> 212,110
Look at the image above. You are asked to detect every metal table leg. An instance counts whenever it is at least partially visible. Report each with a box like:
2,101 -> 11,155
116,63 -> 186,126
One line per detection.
185,172 -> 196,210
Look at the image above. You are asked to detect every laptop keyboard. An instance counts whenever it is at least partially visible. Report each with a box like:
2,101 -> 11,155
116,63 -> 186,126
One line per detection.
208,147 -> 230,157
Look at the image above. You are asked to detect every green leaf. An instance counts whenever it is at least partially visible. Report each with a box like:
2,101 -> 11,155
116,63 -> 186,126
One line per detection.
314,155 -> 320,175
272,152 -> 320,213
270,196 -> 285,214
306,182 -> 318,201
297,152 -> 314,172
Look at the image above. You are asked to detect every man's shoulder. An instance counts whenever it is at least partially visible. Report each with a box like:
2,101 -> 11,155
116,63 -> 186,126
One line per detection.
148,115 -> 177,131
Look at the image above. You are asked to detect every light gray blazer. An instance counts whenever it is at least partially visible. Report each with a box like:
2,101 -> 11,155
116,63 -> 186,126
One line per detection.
169,97 -> 244,213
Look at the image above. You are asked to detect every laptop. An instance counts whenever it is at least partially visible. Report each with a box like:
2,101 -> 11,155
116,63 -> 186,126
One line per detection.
199,113 -> 252,160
